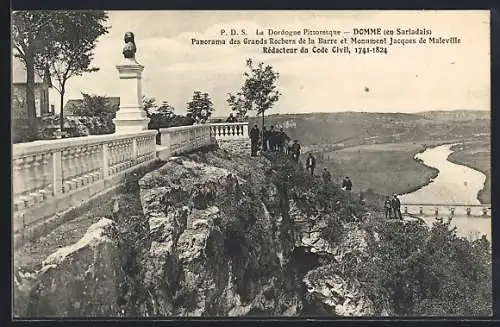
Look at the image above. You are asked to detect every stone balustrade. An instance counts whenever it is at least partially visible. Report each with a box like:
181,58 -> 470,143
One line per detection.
12,122 -> 251,247
209,122 -> 249,140
158,124 -> 216,160
12,130 -> 157,245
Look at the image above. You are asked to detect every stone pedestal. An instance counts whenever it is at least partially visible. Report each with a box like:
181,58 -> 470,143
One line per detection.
113,58 -> 150,133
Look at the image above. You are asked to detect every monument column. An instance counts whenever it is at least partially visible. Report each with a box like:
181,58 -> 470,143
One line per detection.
113,32 -> 150,133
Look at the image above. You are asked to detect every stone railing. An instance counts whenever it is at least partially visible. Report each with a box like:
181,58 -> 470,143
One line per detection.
158,124 -> 214,160
12,130 -> 157,245
209,122 -> 249,140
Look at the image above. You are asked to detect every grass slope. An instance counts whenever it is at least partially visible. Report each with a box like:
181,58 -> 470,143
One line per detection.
318,142 -> 439,196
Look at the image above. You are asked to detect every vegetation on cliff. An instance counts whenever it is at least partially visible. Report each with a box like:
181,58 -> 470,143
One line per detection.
264,151 -> 491,316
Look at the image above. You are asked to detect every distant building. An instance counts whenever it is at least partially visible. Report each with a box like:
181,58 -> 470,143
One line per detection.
11,56 -> 52,119
63,97 -> 120,116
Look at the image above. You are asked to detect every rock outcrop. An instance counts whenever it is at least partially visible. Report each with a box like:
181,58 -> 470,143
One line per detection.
14,146 -> 386,317
138,150 -> 302,316
14,218 -> 127,317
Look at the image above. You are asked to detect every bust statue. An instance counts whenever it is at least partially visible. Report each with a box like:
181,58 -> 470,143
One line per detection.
122,32 -> 136,59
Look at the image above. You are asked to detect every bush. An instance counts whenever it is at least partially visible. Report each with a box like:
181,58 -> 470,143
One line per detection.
265,151 -> 491,316
347,218 -> 492,316
76,115 -> 115,135
12,118 -> 38,143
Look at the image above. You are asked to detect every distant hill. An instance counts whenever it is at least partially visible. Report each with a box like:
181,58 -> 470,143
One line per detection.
417,110 -> 490,121
248,110 -> 490,147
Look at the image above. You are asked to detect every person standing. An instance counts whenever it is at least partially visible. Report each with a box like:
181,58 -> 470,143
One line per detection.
269,125 -> 277,151
306,153 -> 316,177
249,124 -> 260,156
384,195 -> 393,219
287,138 -> 294,156
262,126 -> 269,151
278,128 -> 288,152
342,176 -> 352,191
392,194 -> 402,220
226,113 -> 237,123
322,167 -> 332,183
291,140 -> 301,163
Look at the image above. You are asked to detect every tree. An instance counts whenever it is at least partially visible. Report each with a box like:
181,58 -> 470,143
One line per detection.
12,11 -> 55,140
73,92 -> 118,117
226,93 -> 250,121
227,58 -> 281,147
147,101 -> 176,130
142,95 -> 157,114
36,11 -> 109,132
186,91 -> 214,124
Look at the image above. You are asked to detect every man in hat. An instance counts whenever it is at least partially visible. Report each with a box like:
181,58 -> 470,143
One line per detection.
391,194 -> 402,220
384,195 -> 393,219
249,124 -> 260,156
226,113 -> 238,123
262,126 -> 269,151
305,152 -> 316,177
291,140 -> 301,163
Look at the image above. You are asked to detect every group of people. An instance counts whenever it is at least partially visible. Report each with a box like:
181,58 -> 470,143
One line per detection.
249,124 -> 303,160
305,153 -> 353,195
384,194 -> 402,220
233,116 -> 407,222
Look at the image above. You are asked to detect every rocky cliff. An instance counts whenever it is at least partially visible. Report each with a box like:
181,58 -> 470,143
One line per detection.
14,142 -> 491,317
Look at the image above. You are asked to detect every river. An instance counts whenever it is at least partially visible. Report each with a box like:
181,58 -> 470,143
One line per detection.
399,143 -> 490,241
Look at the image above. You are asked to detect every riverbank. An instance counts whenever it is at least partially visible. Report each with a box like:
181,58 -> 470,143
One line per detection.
448,140 -> 491,204
321,141 -> 440,196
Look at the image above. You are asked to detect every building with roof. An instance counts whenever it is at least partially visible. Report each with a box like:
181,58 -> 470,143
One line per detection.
11,56 -> 52,120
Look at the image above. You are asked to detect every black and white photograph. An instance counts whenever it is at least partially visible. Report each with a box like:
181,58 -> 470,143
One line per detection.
11,10 -> 492,318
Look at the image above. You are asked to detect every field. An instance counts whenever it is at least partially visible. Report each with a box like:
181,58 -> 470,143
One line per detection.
319,142 -> 441,196
448,140 -> 491,204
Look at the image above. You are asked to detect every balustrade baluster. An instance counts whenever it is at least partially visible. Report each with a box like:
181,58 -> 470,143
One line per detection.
16,157 -> 29,208
12,158 -> 25,199
75,147 -> 85,187
115,142 -> 121,172
109,142 -> 117,175
30,154 -> 44,202
52,150 -> 63,196
114,142 -> 120,173
125,140 -> 131,168
86,145 -> 95,182
123,140 -> 130,169
129,139 -> 134,167
62,149 -> 74,192
39,153 -> 51,200
94,145 -> 102,180
102,143 -> 109,179
82,146 -> 92,185
26,156 -> 37,196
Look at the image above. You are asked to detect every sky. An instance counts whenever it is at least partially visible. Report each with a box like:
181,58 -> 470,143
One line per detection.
48,10 -> 490,116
